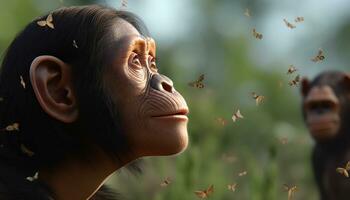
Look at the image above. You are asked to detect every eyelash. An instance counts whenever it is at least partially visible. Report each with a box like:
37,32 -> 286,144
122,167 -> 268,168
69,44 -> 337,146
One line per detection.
130,52 -> 158,71
131,52 -> 142,67
149,56 -> 158,71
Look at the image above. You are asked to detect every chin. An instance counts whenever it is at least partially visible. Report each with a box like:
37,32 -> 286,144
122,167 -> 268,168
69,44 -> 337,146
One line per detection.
310,127 -> 340,141
142,119 -> 189,156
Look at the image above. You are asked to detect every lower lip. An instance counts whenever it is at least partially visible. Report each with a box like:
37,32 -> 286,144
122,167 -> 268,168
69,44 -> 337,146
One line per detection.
152,115 -> 188,121
308,121 -> 336,131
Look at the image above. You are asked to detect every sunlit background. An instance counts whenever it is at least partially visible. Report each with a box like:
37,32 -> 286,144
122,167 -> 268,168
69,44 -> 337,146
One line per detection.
1,0 -> 350,199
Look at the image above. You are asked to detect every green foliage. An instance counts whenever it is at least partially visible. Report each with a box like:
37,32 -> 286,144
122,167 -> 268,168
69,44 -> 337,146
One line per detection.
2,0 -> 348,200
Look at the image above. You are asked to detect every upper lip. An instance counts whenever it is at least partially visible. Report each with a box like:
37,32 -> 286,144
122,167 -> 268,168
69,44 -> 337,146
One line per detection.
151,108 -> 189,117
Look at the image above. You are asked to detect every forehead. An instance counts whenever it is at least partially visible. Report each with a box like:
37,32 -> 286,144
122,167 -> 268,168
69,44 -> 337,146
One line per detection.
111,19 -> 156,54
113,18 -> 140,39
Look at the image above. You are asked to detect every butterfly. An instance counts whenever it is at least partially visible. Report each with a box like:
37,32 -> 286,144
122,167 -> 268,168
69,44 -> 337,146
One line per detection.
37,13 -> 55,29
252,28 -> 263,40
1,123 -> 20,132
311,49 -> 325,62
279,137 -> 288,145
288,75 -> 301,86
252,92 -> 265,106
188,74 -> 205,89
238,171 -> 247,177
244,8 -> 251,17
73,40 -> 79,49
336,161 -> 350,177
227,183 -> 237,192
283,184 -> 297,200
121,0 -> 128,8
222,153 -> 237,163
215,117 -> 228,126
294,17 -> 304,23
20,75 -> 26,89
278,80 -> 284,88
232,110 -> 244,122
26,172 -> 39,182
283,19 -> 296,29
287,65 -> 298,74
194,185 -> 214,199
160,177 -> 171,187
20,144 -> 35,157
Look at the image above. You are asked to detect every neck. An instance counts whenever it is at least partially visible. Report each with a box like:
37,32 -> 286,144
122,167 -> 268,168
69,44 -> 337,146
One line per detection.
38,149 -> 134,200
319,128 -> 350,153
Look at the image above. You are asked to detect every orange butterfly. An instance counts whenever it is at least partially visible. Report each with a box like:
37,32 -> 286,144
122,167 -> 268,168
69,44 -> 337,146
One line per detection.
252,28 -> 263,40
160,177 -> 171,187
227,183 -> 237,192
287,65 -> 298,74
232,109 -> 244,122
283,19 -> 296,29
20,144 -> 35,157
194,185 -> 214,199
311,49 -> 325,62
244,8 -> 251,17
336,161 -> 350,177
188,74 -> 205,89
283,184 -> 297,200
252,92 -> 265,106
20,75 -> 26,89
288,75 -> 300,86
1,123 -> 19,132
294,17 -> 304,23
37,13 -> 55,29
238,171 -> 247,177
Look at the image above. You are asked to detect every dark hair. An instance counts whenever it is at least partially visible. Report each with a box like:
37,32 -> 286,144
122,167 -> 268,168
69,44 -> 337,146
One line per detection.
0,5 -> 149,174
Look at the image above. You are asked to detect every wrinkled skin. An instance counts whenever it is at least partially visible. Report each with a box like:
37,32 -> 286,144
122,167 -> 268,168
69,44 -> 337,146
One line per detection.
301,71 -> 350,200
29,18 -> 189,200
103,20 -> 189,157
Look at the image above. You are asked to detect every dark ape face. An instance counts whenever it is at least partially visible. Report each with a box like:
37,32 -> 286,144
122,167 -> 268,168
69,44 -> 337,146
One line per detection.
102,19 -> 189,157
301,72 -> 350,142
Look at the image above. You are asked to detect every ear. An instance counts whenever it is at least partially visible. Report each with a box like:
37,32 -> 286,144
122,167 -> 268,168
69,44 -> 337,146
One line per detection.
301,77 -> 310,97
29,55 -> 78,123
344,73 -> 350,88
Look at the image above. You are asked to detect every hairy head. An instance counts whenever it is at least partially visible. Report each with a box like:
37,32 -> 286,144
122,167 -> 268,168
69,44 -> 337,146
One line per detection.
301,71 -> 350,143
0,5 -> 189,174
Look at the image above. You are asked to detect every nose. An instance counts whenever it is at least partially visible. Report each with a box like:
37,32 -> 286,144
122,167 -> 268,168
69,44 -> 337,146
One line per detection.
150,74 -> 174,93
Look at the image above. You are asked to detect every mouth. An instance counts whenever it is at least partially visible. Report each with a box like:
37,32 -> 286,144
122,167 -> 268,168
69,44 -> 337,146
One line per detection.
151,108 -> 189,118
308,121 -> 338,132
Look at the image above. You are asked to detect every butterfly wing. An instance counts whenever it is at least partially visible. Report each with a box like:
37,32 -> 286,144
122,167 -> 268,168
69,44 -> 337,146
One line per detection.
236,110 -> 244,118
188,81 -> 196,87
346,161 -> 350,170
207,185 -> 214,195
198,74 -> 205,82
194,191 -> 206,198
37,20 -> 47,27
47,22 -> 55,29
47,13 -> 53,23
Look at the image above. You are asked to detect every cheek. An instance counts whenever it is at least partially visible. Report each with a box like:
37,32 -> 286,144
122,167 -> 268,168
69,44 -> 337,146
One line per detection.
126,67 -> 148,92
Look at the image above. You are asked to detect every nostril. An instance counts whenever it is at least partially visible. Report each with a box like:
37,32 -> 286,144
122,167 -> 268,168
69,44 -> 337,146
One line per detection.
162,82 -> 173,93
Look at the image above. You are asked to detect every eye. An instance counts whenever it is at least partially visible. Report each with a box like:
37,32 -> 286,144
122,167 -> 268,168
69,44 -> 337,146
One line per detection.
149,56 -> 158,71
130,52 -> 142,68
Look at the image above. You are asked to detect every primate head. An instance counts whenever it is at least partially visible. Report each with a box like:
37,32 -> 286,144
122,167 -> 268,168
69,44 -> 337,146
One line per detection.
301,71 -> 350,143
0,4 -> 188,193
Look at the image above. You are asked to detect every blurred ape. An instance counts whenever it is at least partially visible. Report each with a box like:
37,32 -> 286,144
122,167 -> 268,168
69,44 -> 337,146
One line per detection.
0,5 -> 189,200
301,71 -> 350,200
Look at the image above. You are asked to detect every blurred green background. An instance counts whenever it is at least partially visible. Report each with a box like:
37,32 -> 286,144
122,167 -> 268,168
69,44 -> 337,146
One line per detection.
1,0 -> 350,199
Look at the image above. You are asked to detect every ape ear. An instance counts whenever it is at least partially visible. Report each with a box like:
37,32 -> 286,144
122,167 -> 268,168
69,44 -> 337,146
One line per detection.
29,55 -> 79,123
301,77 -> 310,97
344,73 -> 350,88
